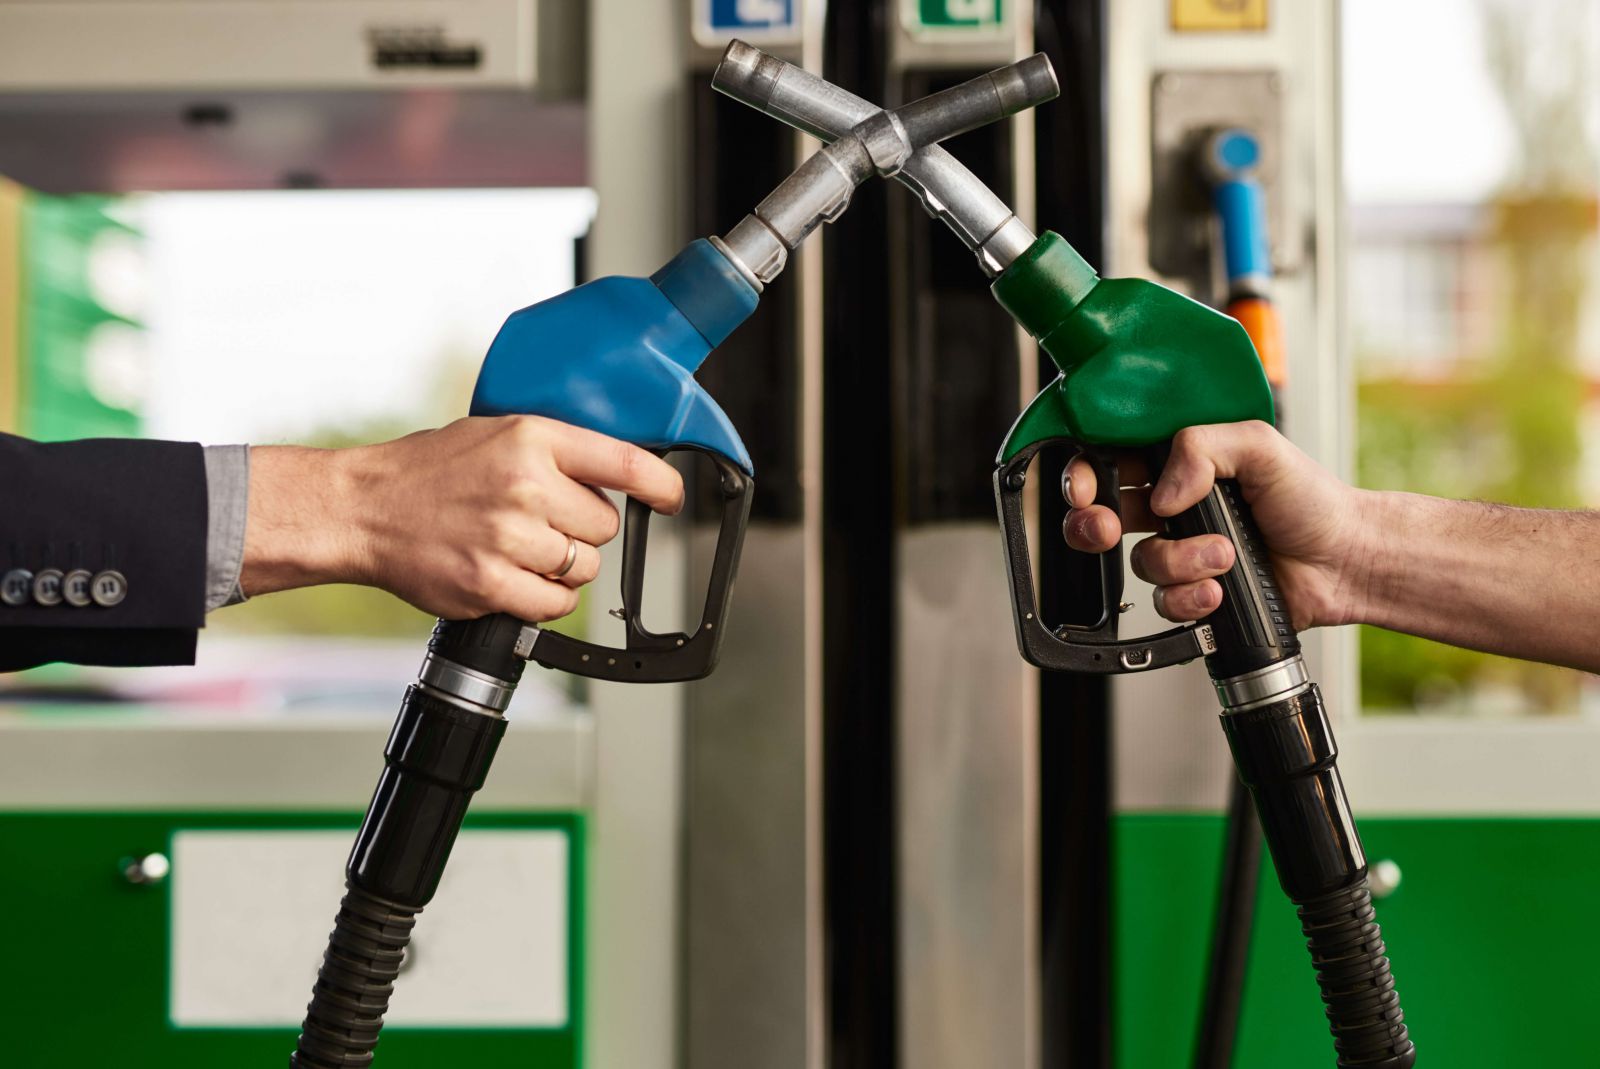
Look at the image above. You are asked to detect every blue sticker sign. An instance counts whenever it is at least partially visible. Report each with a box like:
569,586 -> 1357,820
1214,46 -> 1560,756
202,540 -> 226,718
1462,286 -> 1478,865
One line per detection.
697,0 -> 801,44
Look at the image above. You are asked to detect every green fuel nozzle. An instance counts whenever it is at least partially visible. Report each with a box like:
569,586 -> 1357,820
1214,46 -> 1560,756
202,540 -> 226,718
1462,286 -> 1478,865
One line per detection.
984,244 -> 1417,1069
991,231 -> 1274,458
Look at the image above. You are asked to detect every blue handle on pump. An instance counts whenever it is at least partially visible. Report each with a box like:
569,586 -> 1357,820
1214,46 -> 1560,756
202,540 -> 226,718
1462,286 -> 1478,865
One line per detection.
465,238 -> 760,683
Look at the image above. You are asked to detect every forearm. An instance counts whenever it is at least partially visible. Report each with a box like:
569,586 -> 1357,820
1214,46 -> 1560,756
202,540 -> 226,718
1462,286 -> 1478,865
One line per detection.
1354,489 -> 1600,672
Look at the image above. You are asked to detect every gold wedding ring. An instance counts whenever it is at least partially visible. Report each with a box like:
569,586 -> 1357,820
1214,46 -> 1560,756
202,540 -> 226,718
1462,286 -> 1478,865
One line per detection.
546,535 -> 579,580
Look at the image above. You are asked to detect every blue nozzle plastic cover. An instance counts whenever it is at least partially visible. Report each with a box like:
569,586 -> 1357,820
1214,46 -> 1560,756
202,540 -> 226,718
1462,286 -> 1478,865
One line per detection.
1214,179 -> 1271,286
469,239 -> 758,474
649,238 -> 759,355
1205,129 -> 1272,286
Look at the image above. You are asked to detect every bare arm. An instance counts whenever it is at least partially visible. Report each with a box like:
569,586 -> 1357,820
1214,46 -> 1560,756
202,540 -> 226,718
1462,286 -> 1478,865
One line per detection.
1355,493 -> 1600,670
1064,420 -> 1600,674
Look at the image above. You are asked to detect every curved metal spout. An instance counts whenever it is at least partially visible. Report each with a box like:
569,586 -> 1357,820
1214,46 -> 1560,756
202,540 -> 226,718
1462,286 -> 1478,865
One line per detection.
714,40 -> 1044,277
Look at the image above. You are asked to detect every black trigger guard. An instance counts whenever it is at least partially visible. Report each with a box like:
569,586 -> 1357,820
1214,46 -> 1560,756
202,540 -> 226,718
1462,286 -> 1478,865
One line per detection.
529,446 -> 752,683
994,436 -> 1213,674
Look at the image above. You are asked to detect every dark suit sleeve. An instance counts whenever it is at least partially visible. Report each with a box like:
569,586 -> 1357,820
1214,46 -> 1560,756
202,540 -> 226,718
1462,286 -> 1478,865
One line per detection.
0,433 -> 208,672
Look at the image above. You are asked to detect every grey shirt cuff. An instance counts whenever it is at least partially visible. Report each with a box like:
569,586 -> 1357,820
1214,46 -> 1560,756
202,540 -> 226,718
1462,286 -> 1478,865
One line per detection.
202,444 -> 250,613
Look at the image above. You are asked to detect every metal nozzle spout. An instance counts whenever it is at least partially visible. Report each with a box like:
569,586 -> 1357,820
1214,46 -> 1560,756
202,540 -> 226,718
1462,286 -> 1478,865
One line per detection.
714,40 -> 785,111
711,40 -> 1047,276
895,52 -> 1060,148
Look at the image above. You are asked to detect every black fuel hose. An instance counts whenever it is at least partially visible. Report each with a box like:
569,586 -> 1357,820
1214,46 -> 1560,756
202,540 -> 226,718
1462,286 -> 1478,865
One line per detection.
291,615 -> 523,1069
1170,478 -> 1415,1068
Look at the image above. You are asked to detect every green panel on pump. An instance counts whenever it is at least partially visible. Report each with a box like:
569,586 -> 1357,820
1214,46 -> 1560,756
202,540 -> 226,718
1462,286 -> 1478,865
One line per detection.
0,810 -> 584,1068
1116,814 -> 1600,1068
906,0 -> 1005,32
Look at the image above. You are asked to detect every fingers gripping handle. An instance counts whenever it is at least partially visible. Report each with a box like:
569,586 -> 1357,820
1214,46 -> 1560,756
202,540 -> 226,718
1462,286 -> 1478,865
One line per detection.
1163,477 -> 1299,678
992,438 -> 1212,673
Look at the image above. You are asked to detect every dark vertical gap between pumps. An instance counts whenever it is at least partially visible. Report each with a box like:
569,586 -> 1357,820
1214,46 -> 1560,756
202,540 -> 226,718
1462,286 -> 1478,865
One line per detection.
821,3 -> 898,1068
1034,2 -> 1115,1068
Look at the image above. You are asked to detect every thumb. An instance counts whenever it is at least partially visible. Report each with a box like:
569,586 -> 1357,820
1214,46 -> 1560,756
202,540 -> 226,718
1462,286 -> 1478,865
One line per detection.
1149,421 -> 1284,517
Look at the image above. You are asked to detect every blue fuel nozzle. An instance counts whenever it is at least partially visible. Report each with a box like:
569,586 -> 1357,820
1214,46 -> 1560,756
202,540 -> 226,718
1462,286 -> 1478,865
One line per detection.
470,239 -> 758,474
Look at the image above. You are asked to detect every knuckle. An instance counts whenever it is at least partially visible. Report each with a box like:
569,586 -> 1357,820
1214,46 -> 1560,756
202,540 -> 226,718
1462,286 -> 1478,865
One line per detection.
504,472 -> 546,511
523,478 -> 550,511
537,584 -> 581,620
506,415 -> 553,455
1138,544 -> 1174,583
509,413 -> 545,439
1128,538 -> 1149,574
484,513 -> 520,553
597,500 -> 622,543
613,441 -> 645,482
457,557 -> 499,606
1171,425 -> 1205,454
576,556 -> 601,586
1238,419 -> 1275,453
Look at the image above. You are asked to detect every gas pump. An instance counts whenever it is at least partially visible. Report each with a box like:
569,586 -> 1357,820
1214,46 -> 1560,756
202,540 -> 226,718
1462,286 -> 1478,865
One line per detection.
288,52 -> 1060,1068
719,43 -> 1416,1069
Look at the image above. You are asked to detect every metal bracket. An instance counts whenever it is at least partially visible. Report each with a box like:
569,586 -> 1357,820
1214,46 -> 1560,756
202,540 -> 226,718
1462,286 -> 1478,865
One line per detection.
1148,69 -> 1290,290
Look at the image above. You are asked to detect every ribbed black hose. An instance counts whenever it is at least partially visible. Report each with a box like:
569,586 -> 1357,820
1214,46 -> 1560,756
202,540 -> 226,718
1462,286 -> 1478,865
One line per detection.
292,617 -> 519,1068
1296,883 -> 1415,1068
291,887 -> 417,1068
1172,481 -> 1414,1068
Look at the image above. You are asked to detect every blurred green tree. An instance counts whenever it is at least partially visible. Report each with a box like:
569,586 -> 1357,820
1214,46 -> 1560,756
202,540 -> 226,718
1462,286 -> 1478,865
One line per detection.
1357,0 -> 1597,714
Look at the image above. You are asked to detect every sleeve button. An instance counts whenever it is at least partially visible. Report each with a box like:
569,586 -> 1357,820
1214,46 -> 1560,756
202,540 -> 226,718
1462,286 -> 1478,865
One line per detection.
91,570 -> 128,607
1,569 -> 33,607
62,569 -> 94,607
32,568 -> 65,606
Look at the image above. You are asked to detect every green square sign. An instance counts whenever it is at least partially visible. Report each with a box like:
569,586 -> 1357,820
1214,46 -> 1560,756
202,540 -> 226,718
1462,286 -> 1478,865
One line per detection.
909,0 -> 1005,31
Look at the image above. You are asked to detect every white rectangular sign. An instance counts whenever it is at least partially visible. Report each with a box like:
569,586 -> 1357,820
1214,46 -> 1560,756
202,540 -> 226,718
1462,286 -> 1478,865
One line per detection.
170,828 -> 569,1028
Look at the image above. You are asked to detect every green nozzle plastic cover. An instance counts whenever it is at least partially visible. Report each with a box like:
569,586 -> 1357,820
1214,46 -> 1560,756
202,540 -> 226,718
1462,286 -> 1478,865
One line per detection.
992,232 -> 1274,460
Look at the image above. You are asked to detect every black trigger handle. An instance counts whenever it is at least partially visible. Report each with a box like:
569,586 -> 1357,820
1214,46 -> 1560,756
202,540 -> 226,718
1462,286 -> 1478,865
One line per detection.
1072,447 -> 1124,627
524,447 -> 752,683
995,436 -> 1207,674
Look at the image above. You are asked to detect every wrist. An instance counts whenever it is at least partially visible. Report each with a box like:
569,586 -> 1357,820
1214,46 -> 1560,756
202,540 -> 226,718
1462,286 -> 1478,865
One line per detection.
241,445 -> 370,596
1338,487 -> 1403,628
